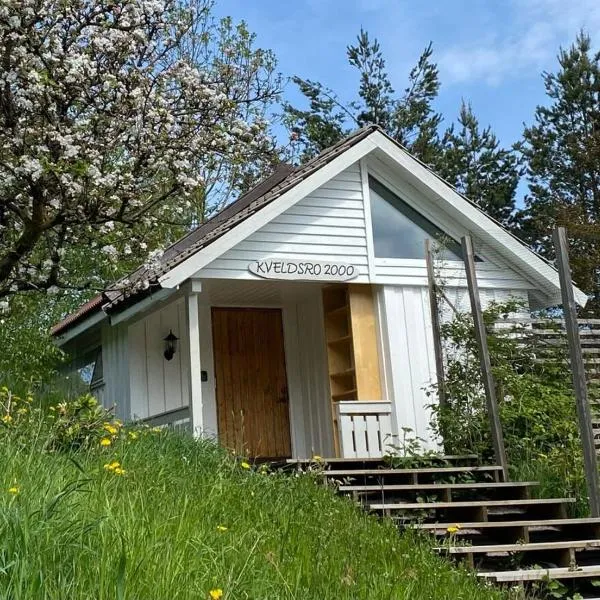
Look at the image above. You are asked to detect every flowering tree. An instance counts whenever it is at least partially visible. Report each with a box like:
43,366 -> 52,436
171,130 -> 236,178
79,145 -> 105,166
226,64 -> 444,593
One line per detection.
0,0 -> 280,300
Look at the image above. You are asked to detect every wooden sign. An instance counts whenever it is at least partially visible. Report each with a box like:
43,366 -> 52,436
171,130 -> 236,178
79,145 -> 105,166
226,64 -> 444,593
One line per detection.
248,258 -> 359,282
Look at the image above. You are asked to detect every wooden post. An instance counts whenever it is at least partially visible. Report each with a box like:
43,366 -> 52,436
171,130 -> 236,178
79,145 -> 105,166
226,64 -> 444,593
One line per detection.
425,239 -> 447,408
185,280 -> 204,438
553,227 -> 600,517
461,235 -> 509,481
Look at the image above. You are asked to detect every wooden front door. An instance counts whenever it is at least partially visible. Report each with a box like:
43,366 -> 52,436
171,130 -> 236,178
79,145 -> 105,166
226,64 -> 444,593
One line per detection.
212,307 -> 291,458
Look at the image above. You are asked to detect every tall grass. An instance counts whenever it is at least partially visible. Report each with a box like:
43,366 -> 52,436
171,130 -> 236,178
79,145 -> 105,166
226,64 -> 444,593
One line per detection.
0,417 -> 508,599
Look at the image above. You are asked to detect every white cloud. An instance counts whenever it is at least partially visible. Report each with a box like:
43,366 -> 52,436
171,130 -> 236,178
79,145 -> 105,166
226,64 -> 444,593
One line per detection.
438,0 -> 600,86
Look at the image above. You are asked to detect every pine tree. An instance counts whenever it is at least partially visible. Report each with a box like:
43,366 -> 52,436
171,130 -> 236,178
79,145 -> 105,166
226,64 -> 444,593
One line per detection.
438,102 -> 520,226
283,30 -> 517,224
517,32 -> 600,313
283,30 -> 442,165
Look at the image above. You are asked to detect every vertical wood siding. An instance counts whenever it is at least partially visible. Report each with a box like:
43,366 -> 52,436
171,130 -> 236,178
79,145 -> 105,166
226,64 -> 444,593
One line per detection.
284,292 -> 335,458
199,163 -> 369,281
128,298 -> 189,420
101,322 -> 130,420
378,284 -> 531,450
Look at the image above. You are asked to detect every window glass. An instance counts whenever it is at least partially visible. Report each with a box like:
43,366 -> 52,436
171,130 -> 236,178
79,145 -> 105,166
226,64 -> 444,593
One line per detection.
369,177 -> 463,260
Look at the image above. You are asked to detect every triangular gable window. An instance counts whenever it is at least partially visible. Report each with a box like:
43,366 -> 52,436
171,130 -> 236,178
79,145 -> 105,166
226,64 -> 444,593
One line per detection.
369,176 -> 463,260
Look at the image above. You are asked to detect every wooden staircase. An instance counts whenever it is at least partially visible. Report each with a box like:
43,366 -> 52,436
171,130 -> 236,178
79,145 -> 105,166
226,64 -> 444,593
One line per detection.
289,456 -> 600,599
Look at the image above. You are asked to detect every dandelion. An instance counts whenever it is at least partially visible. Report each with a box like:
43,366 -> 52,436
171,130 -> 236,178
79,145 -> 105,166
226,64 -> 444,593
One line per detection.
103,423 -> 118,435
446,524 -> 461,534
312,455 -> 323,462
113,467 -> 126,476
104,461 -> 121,471
216,525 -> 228,532
100,437 -> 112,447
209,589 -> 223,600
240,461 -> 251,470
1,414 -> 12,424
8,486 -> 19,495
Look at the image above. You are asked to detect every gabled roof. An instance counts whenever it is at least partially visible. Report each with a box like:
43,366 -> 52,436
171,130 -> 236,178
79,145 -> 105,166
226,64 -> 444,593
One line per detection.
51,124 -> 586,337
51,126 -> 376,336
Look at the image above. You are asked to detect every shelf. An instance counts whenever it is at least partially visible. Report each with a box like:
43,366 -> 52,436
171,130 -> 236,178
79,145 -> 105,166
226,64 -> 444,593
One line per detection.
330,368 -> 355,380
327,335 -> 352,347
326,305 -> 348,318
332,389 -> 358,401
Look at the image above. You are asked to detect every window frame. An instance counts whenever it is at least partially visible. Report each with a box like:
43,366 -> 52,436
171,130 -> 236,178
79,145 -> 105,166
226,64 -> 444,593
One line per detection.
368,175 -> 464,261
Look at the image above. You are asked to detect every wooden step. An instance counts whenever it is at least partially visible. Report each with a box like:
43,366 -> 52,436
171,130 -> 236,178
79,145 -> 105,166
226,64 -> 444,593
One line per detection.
341,481 -> 537,503
287,454 -> 479,467
339,481 -> 535,493
417,518 -> 600,545
369,498 -> 575,512
478,564 -> 600,582
418,518 -> 600,532
374,498 -> 573,524
438,539 -> 600,555
437,539 -> 600,570
324,465 -> 500,476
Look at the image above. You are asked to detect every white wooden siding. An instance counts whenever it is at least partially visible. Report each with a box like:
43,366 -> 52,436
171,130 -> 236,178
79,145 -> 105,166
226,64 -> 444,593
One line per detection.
128,298 -> 189,420
284,292 -> 335,458
198,163 -> 369,282
378,283 -> 531,451
378,285 -> 439,450
101,322 -> 130,421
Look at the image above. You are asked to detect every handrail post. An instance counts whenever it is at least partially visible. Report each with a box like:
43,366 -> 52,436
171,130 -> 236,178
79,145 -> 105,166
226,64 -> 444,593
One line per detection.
425,239 -> 447,408
553,226 -> 600,517
461,235 -> 509,481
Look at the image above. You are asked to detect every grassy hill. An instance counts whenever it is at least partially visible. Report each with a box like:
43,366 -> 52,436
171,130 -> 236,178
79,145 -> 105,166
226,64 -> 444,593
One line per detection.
0,396 -> 508,599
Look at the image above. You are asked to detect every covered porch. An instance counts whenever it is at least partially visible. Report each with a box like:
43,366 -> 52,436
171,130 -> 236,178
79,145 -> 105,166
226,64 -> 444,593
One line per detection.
127,278 -> 395,459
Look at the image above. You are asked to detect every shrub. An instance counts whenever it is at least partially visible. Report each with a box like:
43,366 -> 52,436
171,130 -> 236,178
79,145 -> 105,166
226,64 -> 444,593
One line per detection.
430,301 -> 586,510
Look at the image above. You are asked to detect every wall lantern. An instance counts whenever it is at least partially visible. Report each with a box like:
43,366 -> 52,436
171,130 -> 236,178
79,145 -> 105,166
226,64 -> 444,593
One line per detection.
163,330 -> 179,361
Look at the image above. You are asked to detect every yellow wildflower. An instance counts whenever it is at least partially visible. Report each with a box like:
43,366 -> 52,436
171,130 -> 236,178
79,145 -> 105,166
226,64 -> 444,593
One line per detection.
8,486 -> 19,495
240,461 -> 251,470
104,461 -> 121,471
209,589 -> 223,600
1,414 -> 12,424
99,437 -> 112,447
216,525 -> 228,532
446,524 -> 461,534
103,423 -> 118,435
312,455 -> 323,462
128,431 -> 139,440
113,467 -> 126,476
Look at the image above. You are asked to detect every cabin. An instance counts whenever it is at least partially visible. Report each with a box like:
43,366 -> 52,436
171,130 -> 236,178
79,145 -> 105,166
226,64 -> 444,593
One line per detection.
51,125 -> 585,460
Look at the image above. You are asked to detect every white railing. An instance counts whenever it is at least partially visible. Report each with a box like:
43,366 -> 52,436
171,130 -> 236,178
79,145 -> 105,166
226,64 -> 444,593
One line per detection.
335,401 -> 393,458
142,406 -> 191,433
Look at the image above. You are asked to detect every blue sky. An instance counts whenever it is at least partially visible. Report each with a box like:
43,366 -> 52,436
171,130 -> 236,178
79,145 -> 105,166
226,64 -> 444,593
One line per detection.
215,0 -> 600,150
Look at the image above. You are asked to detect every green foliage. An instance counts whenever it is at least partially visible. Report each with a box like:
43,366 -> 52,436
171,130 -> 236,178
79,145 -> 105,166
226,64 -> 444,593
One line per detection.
0,395 -> 508,599
283,30 -> 442,165
430,301 -> 586,512
438,102 -> 521,226
282,30 -> 518,223
517,31 -> 600,314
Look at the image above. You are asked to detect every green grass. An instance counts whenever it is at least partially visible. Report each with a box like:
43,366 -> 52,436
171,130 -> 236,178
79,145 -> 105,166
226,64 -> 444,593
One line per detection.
0,422 -> 509,599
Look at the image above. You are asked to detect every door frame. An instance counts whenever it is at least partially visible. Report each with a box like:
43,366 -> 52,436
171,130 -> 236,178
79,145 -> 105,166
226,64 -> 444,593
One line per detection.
210,305 -> 293,458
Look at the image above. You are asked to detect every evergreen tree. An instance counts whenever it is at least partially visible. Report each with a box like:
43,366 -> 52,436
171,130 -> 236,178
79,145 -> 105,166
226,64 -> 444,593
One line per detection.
517,32 -> 600,313
438,102 -> 520,226
283,30 -> 518,224
283,30 -> 442,165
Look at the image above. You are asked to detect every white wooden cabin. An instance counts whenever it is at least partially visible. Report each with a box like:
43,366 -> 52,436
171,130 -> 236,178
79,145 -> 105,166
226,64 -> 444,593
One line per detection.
51,126 -> 586,460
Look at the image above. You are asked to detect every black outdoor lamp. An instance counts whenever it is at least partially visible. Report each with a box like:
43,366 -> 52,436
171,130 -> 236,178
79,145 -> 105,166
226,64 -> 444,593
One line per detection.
163,330 -> 179,361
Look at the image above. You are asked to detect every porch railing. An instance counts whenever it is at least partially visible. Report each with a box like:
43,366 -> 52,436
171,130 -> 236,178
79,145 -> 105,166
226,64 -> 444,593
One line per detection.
142,406 -> 191,433
335,401 -> 393,458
